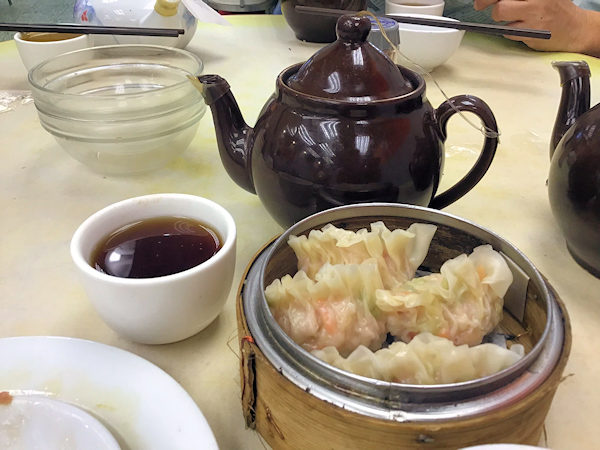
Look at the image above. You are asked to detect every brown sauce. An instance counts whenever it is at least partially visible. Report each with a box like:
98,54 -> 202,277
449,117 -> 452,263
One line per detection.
91,216 -> 221,279
19,32 -> 84,42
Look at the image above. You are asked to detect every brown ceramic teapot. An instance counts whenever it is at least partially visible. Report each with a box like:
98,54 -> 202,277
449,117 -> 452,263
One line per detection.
549,61 -> 600,277
197,15 -> 499,227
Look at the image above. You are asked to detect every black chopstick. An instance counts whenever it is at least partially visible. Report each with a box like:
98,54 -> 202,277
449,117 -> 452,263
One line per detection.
294,5 -> 551,40
0,23 -> 184,37
385,15 -> 550,39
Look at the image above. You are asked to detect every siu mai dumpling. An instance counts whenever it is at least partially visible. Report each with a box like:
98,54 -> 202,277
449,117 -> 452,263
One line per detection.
288,222 -> 437,289
265,261 -> 387,356
376,245 -> 513,346
312,332 -> 524,385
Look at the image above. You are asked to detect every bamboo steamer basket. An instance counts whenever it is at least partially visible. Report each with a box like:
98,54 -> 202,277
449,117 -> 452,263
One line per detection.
236,204 -> 571,449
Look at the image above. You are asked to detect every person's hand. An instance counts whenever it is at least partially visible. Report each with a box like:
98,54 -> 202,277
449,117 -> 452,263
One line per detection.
473,0 -> 591,53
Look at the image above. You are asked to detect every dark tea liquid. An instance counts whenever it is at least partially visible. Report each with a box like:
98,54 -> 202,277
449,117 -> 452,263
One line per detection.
91,216 -> 221,279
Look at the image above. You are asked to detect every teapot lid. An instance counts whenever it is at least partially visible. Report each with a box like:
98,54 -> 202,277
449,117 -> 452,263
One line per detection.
286,15 -> 413,101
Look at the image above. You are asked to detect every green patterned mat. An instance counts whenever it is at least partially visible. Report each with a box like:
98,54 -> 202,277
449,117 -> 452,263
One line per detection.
1,0 -> 74,41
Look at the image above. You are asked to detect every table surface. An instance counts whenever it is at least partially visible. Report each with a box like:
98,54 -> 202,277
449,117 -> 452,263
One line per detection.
1,15 -> 599,450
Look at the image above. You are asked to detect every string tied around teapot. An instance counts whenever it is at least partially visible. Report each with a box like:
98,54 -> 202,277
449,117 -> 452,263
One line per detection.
357,10 -> 500,140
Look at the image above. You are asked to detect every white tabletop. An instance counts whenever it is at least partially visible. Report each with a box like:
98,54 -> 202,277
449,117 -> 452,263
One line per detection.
1,15 -> 599,450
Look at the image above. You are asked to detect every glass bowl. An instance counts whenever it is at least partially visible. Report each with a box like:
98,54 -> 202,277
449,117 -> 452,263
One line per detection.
28,45 -> 206,175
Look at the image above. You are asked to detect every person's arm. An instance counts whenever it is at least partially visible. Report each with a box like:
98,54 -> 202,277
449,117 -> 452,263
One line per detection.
473,0 -> 600,57
576,9 -> 600,56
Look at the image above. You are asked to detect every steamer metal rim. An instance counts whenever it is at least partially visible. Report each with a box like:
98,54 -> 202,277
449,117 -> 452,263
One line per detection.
242,203 -> 564,422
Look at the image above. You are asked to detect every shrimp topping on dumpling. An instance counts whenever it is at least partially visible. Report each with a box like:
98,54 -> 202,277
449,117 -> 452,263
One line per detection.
376,245 -> 513,347
312,332 -> 524,385
288,222 -> 437,289
265,261 -> 387,356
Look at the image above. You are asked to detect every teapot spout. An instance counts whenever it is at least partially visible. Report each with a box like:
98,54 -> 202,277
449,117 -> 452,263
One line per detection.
195,75 -> 255,194
551,61 -> 591,159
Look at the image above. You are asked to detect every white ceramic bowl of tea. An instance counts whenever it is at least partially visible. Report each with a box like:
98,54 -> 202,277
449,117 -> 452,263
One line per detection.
70,194 -> 237,345
14,32 -> 91,71
385,0 -> 445,16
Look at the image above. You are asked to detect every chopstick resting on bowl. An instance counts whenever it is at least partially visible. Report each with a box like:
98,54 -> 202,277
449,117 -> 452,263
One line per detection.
384,15 -> 550,39
0,23 -> 184,37
294,5 -> 551,40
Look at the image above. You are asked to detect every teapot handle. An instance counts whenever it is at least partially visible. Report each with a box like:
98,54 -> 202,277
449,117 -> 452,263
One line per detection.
429,95 -> 499,210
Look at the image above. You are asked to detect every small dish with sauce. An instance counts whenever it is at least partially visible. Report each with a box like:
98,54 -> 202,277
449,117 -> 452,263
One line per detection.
70,193 -> 237,344
14,32 -> 90,71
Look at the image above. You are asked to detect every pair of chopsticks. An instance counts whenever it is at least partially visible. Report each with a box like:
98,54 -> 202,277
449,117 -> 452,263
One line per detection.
0,23 -> 184,37
295,5 -> 551,40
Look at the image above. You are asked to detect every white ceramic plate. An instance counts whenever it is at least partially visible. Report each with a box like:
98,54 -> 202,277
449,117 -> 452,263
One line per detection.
1,395 -> 121,449
0,336 -> 218,450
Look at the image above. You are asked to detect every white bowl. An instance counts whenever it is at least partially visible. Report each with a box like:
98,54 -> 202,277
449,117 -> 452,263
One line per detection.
14,32 -> 91,71
385,0 -> 445,16
70,194 -> 237,344
391,13 -> 465,72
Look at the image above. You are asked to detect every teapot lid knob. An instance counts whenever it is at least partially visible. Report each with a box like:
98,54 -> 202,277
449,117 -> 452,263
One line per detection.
336,15 -> 371,43
285,13 -> 414,101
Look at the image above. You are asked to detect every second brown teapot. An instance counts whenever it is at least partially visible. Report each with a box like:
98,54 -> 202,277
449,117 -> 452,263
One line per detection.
197,15 -> 499,227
